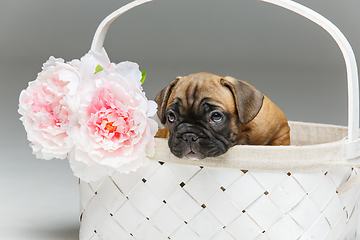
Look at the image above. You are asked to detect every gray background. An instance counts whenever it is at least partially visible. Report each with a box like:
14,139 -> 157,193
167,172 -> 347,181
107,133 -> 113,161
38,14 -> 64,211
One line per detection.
1,0 -> 359,239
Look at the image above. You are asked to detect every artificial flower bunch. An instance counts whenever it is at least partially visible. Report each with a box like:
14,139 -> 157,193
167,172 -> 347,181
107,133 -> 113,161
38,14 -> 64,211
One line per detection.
18,48 -> 158,182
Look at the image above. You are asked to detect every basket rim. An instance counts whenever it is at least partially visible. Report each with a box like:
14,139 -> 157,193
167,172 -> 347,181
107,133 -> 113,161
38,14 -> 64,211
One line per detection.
150,121 -> 359,172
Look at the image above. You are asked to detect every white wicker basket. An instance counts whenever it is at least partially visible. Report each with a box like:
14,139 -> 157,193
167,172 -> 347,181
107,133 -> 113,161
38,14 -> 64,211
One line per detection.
79,0 -> 360,239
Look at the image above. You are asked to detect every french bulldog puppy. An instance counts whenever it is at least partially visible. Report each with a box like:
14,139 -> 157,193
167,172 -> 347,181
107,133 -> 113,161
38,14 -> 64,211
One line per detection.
155,72 -> 290,159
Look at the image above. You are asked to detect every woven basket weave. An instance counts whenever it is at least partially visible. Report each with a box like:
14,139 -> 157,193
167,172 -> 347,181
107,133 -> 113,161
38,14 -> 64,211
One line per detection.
79,122 -> 360,240
79,0 -> 360,239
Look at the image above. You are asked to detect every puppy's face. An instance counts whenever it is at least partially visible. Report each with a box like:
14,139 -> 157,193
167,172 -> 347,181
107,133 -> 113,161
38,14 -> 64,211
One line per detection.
155,72 -> 263,159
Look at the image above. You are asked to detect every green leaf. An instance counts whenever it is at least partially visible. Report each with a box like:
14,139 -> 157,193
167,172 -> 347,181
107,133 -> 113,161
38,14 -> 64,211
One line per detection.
94,65 -> 104,74
141,71 -> 147,85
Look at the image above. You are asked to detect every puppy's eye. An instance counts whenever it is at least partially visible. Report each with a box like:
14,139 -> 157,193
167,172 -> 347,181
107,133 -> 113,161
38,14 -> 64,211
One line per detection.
210,111 -> 224,123
167,112 -> 177,123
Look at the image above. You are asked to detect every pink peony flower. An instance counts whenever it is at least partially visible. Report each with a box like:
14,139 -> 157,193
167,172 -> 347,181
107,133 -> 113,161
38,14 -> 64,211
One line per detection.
68,49 -> 158,181
18,57 -> 80,159
19,48 -> 158,182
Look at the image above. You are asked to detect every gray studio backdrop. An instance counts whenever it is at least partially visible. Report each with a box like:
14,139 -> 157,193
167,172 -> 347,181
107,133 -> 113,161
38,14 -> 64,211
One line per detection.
1,0 -> 359,239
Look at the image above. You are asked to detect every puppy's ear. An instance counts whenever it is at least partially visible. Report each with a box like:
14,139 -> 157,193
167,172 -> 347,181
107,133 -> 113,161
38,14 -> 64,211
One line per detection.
155,77 -> 181,124
220,77 -> 264,125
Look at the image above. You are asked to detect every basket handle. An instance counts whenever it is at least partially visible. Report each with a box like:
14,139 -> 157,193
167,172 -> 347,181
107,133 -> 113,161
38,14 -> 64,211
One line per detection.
90,0 -> 360,160
262,0 -> 360,160
91,0 -> 153,53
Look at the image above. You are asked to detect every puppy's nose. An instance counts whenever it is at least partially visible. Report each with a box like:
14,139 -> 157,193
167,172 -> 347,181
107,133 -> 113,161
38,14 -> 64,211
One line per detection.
182,133 -> 199,143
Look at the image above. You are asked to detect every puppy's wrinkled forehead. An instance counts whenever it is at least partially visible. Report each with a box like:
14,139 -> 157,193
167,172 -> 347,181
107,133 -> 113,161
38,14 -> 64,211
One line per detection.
167,72 -> 235,112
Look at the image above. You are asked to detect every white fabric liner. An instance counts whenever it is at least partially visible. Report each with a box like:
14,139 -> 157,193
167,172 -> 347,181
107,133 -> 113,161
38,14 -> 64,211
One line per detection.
150,121 -> 360,173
